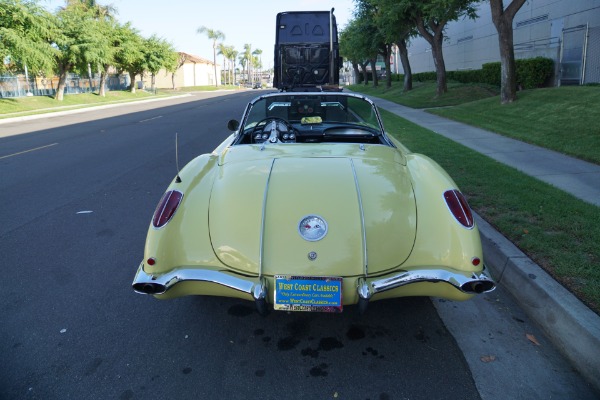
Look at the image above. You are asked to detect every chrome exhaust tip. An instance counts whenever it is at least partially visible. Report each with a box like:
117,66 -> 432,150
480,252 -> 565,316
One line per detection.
133,282 -> 166,295
460,279 -> 495,294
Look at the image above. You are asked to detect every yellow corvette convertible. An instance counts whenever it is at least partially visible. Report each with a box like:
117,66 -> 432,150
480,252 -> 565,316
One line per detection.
132,92 -> 495,314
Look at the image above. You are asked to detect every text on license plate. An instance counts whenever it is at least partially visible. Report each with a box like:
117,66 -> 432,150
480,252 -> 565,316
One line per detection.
274,275 -> 342,312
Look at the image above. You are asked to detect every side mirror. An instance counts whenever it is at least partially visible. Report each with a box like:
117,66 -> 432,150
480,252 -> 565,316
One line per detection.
227,119 -> 240,132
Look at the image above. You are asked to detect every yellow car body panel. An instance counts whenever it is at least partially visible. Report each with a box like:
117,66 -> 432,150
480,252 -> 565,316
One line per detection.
143,154 -> 222,276
208,144 -> 417,278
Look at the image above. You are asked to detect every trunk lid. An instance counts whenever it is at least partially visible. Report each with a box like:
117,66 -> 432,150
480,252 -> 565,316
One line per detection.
208,145 -> 416,276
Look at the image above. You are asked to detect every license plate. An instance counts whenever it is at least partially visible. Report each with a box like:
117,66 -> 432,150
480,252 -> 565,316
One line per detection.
274,275 -> 342,312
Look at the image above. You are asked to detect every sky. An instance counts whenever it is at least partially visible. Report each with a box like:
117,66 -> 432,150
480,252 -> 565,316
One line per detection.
42,0 -> 356,69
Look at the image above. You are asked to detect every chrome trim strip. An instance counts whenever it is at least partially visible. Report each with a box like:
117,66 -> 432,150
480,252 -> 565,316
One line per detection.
350,159 -> 368,276
259,159 -> 276,278
132,264 -> 267,300
357,266 -> 495,300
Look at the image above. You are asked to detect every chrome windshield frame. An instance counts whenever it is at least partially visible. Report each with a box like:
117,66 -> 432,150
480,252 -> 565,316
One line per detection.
234,92 -> 388,144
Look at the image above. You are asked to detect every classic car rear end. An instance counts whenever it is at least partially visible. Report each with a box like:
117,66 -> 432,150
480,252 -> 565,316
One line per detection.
132,93 -> 495,314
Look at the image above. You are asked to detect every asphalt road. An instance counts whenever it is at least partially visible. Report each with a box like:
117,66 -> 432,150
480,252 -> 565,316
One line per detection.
0,91 -> 596,400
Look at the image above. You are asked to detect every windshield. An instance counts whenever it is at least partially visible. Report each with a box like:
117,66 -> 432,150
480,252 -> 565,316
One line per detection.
242,93 -> 383,133
232,93 -> 390,146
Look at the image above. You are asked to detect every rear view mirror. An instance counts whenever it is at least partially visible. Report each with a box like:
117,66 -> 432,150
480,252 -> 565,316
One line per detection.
301,116 -> 322,125
227,119 -> 240,131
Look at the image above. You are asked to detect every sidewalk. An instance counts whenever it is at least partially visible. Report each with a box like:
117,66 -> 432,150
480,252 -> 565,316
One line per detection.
368,94 -> 600,391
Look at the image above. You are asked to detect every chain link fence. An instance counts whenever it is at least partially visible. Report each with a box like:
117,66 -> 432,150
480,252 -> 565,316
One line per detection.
560,26 -> 587,85
559,24 -> 600,85
584,26 -> 600,84
0,73 -> 130,98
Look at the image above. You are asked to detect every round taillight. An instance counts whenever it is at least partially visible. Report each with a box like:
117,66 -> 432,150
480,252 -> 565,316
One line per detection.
472,257 -> 481,266
152,190 -> 183,228
147,257 -> 156,266
443,189 -> 474,228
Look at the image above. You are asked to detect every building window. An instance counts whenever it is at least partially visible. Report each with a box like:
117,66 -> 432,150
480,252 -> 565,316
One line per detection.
457,35 -> 474,44
516,14 -> 549,28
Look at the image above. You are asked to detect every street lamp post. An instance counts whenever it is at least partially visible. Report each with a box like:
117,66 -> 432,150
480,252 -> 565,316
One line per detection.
88,63 -> 94,93
24,64 -> 33,96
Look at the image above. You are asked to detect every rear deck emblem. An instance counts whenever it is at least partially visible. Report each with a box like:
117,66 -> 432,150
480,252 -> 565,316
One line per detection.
298,215 -> 328,241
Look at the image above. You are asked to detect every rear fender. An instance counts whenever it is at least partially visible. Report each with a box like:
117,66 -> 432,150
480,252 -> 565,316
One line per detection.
143,154 -> 222,275
402,154 -> 483,273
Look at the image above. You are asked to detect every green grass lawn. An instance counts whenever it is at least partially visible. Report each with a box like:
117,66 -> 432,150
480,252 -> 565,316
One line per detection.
0,90 -> 168,118
0,85 -> 246,119
380,109 -> 600,313
350,82 -> 599,165
428,86 -> 600,165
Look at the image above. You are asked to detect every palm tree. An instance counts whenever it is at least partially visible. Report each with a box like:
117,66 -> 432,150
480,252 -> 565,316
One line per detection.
197,26 -> 225,87
231,49 -> 239,84
252,55 -> 262,86
217,43 -> 228,85
242,43 -> 252,84
238,54 -> 247,84
252,48 -> 262,85
224,45 -> 236,86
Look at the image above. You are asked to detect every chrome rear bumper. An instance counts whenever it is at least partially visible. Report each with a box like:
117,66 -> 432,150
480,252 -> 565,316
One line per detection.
133,263 -> 494,313
356,267 -> 495,311
132,263 -> 268,312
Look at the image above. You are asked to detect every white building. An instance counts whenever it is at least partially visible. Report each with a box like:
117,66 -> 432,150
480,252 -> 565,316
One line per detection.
141,52 -> 221,89
397,0 -> 600,85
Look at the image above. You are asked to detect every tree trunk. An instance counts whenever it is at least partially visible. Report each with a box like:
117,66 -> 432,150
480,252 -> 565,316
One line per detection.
416,16 -> 448,96
360,61 -> 369,85
99,64 -> 109,97
431,34 -> 447,96
128,71 -> 136,93
213,46 -> 218,87
352,61 -> 360,84
383,44 -> 392,89
491,0 -> 526,104
55,63 -> 70,101
370,58 -> 378,87
151,73 -> 156,93
398,39 -> 413,91
497,20 -> 517,103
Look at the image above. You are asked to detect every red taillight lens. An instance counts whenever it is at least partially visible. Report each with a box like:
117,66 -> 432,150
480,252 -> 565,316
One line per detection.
443,189 -> 474,228
152,190 -> 183,228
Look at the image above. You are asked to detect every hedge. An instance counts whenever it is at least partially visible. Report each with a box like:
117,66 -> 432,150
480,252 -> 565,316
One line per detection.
388,57 -> 554,89
515,57 -> 554,88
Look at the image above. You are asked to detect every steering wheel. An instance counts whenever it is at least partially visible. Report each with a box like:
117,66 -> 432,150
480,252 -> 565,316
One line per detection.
251,117 -> 296,144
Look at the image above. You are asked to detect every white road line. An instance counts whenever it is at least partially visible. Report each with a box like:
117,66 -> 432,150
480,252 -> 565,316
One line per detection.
139,116 -> 163,123
0,143 -> 59,160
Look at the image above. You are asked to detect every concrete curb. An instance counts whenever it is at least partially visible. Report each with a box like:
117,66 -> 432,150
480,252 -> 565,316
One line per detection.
475,213 -> 600,390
